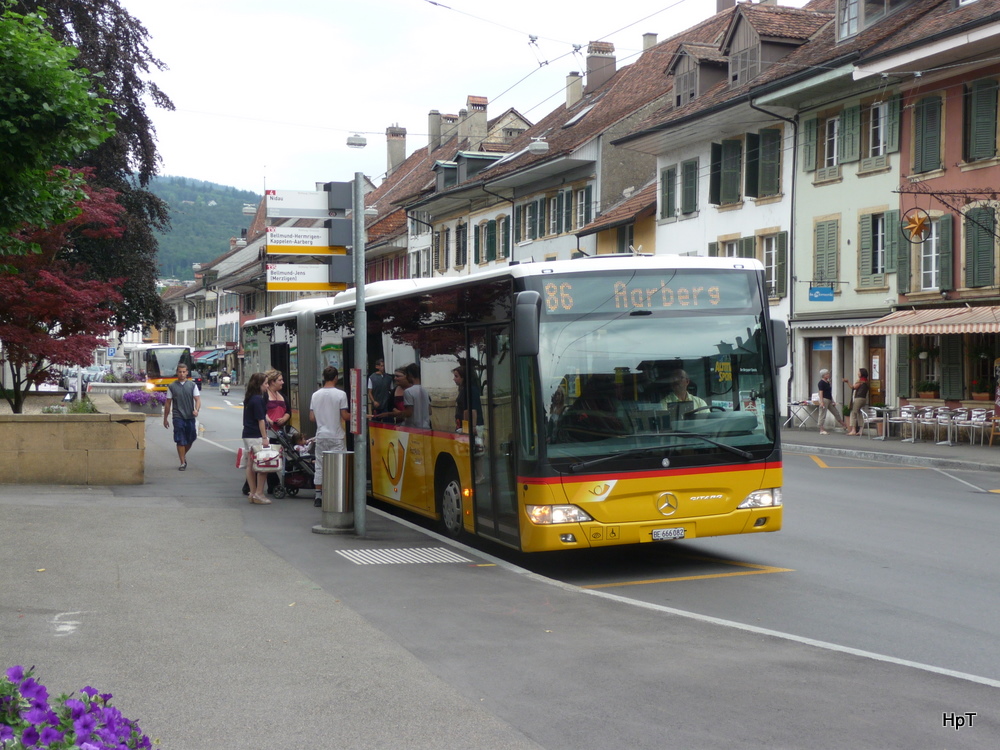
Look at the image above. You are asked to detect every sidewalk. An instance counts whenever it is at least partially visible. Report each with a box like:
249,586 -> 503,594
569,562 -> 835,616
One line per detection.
781,422 -> 1000,471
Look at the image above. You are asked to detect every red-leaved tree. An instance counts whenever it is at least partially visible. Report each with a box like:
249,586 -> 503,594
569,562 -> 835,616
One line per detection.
0,175 -> 125,413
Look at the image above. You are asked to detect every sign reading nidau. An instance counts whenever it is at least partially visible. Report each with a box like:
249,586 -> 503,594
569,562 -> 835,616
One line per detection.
264,190 -> 333,219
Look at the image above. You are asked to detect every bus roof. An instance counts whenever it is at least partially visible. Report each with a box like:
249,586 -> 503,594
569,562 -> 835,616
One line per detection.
244,255 -> 764,326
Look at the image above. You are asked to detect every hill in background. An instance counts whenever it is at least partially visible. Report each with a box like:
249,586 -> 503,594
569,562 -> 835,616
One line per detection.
149,176 -> 261,280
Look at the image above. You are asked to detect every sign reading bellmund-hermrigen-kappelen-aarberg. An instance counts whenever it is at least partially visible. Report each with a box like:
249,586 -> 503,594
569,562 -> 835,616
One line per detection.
265,225 -> 344,255
266,263 -> 346,293
264,189 -> 332,219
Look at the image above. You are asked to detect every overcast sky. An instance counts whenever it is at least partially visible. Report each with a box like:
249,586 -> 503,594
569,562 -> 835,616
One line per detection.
119,0 -> 784,193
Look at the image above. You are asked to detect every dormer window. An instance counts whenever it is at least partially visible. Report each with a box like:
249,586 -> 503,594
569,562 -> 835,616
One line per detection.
838,0 -> 912,41
729,46 -> 760,87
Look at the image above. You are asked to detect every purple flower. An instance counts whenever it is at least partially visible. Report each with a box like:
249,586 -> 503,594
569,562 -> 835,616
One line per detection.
23,705 -> 49,724
74,710 -> 98,736
65,698 -> 86,719
39,726 -> 64,745
0,726 -> 13,742
5,665 -> 25,682
21,725 -> 39,746
80,685 -> 98,698
18,677 -> 48,703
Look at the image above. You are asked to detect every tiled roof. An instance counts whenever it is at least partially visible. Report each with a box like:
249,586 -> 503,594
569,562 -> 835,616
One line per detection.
736,2 -> 831,44
860,0 -> 1000,62
576,180 -> 657,237
160,284 -> 195,302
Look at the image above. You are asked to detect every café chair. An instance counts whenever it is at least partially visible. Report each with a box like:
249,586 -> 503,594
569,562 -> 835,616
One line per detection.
889,405 -> 916,441
860,406 -> 884,439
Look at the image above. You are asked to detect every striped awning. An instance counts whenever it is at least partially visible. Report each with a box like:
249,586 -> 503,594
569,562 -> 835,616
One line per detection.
846,307 -> 1000,335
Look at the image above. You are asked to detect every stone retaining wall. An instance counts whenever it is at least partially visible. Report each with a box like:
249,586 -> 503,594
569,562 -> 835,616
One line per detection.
0,395 -> 146,485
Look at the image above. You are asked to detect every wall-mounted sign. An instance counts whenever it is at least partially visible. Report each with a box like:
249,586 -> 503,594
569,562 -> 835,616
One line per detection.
266,263 -> 346,293
808,286 -> 834,302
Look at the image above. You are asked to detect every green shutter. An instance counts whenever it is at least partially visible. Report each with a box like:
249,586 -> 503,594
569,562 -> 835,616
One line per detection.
886,95 -> 900,154
514,204 -> 522,243
939,214 -> 953,291
859,213 -> 874,285
556,192 -> 564,233
563,189 -> 573,230
721,139 -> 742,204
536,198 -> 546,237
965,206 -> 995,287
941,334 -> 963,400
584,185 -> 593,225
814,220 -> 838,284
775,231 -> 788,297
681,159 -> 698,214
500,217 -> 510,257
759,128 -> 781,197
968,79 -> 998,161
803,118 -> 817,172
885,209 -> 899,273
915,96 -> 942,173
839,105 -> 860,163
709,142 -> 722,204
744,132 -> 760,199
896,335 -> 911,397
708,242 -> 718,257
487,220 -> 497,261
474,224 -> 481,264
739,236 -> 755,259
897,222 -> 911,294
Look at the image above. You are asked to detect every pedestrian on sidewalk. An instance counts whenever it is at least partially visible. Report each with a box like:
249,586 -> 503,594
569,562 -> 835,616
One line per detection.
367,358 -> 393,422
309,365 -> 351,507
241,372 -> 272,504
817,369 -> 847,435
163,363 -> 201,471
844,368 -> 870,436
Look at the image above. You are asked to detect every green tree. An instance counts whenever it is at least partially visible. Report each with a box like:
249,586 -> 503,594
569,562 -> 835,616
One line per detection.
0,7 -> 115,253
12,0 -> 175,332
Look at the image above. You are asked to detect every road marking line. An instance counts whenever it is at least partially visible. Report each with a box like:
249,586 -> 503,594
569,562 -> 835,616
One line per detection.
582,556 -> 793,589
805,453 -> 924,470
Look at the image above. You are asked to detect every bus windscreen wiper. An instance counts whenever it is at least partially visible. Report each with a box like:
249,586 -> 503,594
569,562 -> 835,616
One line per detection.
567,433 -> 753,473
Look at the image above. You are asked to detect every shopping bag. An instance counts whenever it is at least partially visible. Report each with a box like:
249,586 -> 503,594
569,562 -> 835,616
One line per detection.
235,447 -> 243,468
252,446 -> 283,473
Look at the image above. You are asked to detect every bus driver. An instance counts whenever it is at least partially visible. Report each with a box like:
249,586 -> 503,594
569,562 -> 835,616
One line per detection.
660,368 -> 707,419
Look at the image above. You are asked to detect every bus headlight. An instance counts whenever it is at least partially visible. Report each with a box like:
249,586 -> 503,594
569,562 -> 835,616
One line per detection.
526,505 -> 594,525
738,488 -> 782,509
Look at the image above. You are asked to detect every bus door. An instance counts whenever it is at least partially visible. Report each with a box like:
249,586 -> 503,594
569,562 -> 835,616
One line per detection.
469,326 -> 519,547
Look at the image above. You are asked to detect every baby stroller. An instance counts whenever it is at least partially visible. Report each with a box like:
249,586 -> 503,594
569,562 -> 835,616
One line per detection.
268,428 -> 315,499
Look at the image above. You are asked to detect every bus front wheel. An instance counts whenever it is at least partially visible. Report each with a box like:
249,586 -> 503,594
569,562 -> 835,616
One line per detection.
438,470 -> 464,539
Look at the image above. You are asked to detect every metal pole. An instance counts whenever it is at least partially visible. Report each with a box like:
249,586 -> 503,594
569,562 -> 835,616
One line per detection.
352,173 -> 368,537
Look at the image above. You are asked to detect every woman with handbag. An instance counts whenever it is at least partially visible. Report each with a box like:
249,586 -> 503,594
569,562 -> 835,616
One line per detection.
241,372 -> 272,504
263,369 -> 291,436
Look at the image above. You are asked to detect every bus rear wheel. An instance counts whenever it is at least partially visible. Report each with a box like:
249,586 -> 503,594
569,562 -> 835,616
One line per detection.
438,471 -> 464,539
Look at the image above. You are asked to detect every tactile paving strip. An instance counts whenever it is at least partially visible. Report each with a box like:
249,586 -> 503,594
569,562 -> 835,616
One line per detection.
336,547 -> 471,565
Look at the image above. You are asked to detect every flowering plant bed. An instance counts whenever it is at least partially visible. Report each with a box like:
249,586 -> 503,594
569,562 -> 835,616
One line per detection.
120,389 -> 166,407
1,666 -> 152,748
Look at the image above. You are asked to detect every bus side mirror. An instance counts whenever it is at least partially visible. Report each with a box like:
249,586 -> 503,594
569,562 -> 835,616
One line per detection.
513,291 -> 541,357
770,319 -> 788,369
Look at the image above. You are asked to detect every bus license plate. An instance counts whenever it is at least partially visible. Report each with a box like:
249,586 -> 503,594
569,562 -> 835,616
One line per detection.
652,527 -> 685,541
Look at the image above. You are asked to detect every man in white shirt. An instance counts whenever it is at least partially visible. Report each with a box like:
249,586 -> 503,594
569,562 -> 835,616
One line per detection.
309,365 -> 351,507
660,368 -> 707,420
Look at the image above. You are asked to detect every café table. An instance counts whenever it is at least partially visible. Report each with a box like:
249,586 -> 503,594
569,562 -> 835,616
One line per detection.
784,401 -> 821,430
872,406 -> 897,441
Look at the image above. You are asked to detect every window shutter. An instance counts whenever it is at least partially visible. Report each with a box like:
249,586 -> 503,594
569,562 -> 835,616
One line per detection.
802,118 -> 817,172
775,231 -> 788,297
941,334 -> 963,400
662,167 -> 676,219
814,220 -> 838,284
681,160 -> 698,214
721,139 -> 742,204
708,242 -> 718,257
500,218 -> 510,258
915,96 -> 942,173
896,335 -> 910,397
885,209 -> 899,273
536,198 -> 546,237
433,231 -> 440,270
584,185 -> 593,225
739,236 -> 755,259
474,224 -> 481,264
839,104 -> 860,163
938,214 -> 953,291
759,128 -> 781,197
896,223 -> 910,294
744,132 -> 760,199
709,142 -> 722,204
886,95 -> 900,154
487,220 -> 497,261
968,79 -> 998,161
859,213 -> 874,284
965,206 -> 995,287
444,228 -> 451,269
563,189 -> 573,230
514,205 -> 522,243
556,192 -> 564,233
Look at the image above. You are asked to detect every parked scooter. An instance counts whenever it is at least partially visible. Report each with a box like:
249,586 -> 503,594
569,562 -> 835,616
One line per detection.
220,375 -> 231,396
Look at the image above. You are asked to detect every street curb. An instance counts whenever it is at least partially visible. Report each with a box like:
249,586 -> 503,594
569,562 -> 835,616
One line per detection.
782,443 -> 989,472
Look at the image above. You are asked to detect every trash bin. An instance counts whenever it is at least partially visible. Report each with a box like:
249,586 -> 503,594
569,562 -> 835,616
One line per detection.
312,450 -> 353,535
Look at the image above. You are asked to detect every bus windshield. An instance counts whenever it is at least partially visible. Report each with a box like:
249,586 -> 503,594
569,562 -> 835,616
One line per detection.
531,268 -> 777,468
146,347 -> 189,380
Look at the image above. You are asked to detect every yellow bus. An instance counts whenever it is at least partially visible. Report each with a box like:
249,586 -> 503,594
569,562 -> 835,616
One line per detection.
245,255 -> 785,552
127,344 -> 195,392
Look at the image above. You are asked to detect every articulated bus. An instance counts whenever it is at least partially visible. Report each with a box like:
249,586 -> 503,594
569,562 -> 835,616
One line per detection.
244,255 -> 786,552
127,344 -> 195,392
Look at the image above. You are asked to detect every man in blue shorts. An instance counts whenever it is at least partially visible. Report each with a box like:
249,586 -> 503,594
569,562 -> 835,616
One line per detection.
163,363 -> 201,471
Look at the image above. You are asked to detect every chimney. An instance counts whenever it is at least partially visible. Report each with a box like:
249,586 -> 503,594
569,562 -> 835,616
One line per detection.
585,41 -> 616,92
465,95 -> 488,149
717,0 -> 735,12
428,109 -> 441,153
441,113 -> 459,144
643,33 -> 657,50
457,108 -> 470,140
386,124 -> 406,177
566,71 -> 584,108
